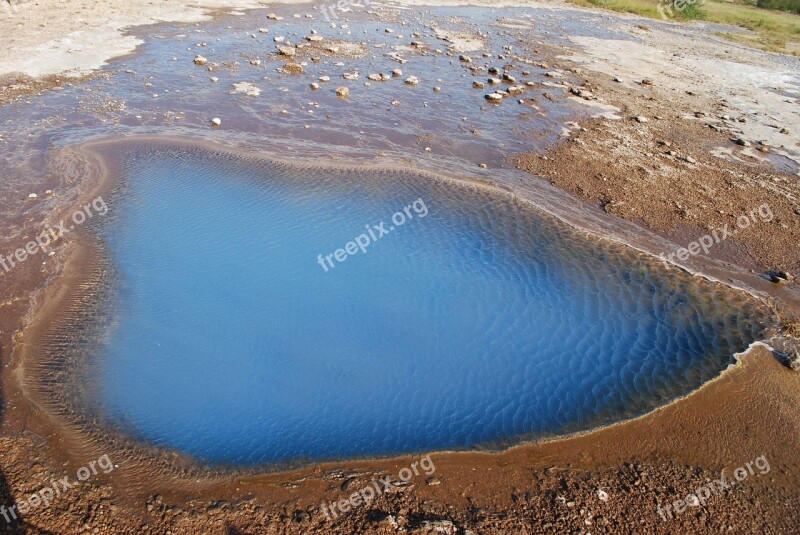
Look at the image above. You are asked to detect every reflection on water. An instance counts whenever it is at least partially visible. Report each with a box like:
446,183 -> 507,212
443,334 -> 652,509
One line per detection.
83,145 -> 770,466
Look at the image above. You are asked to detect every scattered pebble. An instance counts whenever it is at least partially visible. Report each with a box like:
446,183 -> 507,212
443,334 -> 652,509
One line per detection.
210,117 -> 221,127
283,63 -> 304,74
335,86 -> 349,98
634,116 -> 649,123
194,55 -> 208,65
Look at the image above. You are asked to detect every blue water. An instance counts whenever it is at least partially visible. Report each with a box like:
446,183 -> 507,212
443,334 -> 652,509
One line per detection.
95,146 -> 767,466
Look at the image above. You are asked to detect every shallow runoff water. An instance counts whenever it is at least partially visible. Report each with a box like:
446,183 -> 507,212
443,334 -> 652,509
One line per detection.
86,145 -> 769,466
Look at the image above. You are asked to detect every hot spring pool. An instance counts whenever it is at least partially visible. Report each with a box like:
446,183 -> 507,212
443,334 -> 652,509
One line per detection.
88,145 -> 768,466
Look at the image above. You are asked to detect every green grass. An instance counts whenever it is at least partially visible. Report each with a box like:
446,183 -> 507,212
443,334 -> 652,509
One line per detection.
566,0 -> 800,55
755,0 -> 800,14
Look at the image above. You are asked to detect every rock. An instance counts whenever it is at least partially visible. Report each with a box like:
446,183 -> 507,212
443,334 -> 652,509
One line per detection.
267,13 -> 282,20
488,67 -> 499,75
473,81 -> 485,88
274,36 -> 285,43
634,116 -> 649,123
194,55 -> 208,65
319,75 -> 331,82
283,63 -> 303,74
335,86 -> 349,97
368,73 -> 383,81
380,73 -> 392,81
250,59 -> 261,66
433,86 -> 441,92
392,68 -> 403,77
769,271 -> 794,285
231,82 -> 261,96
502,73 -> 516,83
343,72 -> 359,80
27,193 -> 38,199
404,76 -> 420,85
732,137 -> 751,146
459,55 -> 472,63
544,71 -> 563,78
293,510 -> 310,524
488,77 -> 501,85
277,45 -> 296,56
485,93 -> 503,101
678,155 -> 697,164
209,76 -> 219,83
794,208 -> 800,216
694,111 -> 707,118
478,163 -> 487,168
641,78 -> 654,85
507,85 -> 524,94
570,87 -> 594,99
310,82 -> 320,90
210,117 -> 221,127
780,127 -> 790,134
259,28 -> 269,34
306,35 -> 323,42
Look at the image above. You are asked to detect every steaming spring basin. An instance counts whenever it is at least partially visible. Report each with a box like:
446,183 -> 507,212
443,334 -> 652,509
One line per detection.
91,145 -> 768,466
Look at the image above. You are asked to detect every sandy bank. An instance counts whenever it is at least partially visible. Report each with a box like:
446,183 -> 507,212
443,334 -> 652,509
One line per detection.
0,0 -> 312,78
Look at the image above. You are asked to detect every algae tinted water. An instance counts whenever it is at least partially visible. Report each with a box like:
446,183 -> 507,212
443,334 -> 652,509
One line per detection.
95,146 -> 767,465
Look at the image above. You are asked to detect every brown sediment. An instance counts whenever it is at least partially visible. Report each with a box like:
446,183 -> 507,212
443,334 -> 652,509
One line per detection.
0,135 -> 797,533
513,50 -> 800,297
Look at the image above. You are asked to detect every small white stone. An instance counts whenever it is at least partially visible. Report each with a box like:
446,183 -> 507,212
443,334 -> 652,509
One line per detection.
210,117 -> 222,126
